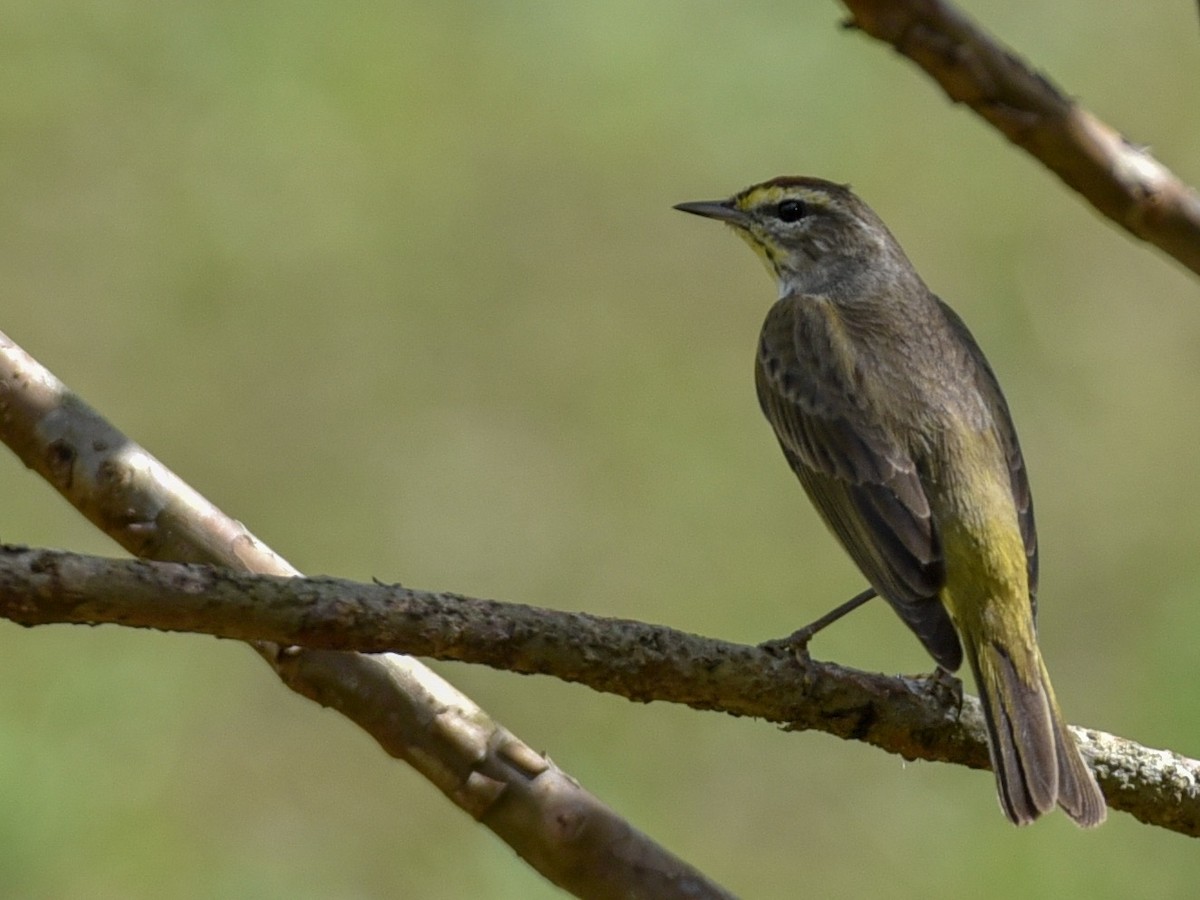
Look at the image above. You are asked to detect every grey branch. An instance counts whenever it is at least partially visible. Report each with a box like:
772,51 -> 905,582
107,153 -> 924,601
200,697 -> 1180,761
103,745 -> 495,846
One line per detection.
0,331 -> 734,900
1,545 -> 1198,837
840,0 -> 1200,277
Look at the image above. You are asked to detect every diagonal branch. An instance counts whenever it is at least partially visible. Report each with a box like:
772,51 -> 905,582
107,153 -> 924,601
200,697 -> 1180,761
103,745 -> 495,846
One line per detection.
0,331 -> 734,900
840,0 -> 1200,277
2,545 -> 1198,837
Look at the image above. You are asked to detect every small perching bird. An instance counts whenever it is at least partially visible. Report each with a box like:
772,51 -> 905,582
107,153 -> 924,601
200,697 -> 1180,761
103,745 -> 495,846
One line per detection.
676,177 -> 1106,827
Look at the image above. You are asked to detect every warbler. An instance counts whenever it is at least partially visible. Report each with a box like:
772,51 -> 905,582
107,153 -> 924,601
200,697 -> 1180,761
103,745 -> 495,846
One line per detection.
675,177 -> 1105,827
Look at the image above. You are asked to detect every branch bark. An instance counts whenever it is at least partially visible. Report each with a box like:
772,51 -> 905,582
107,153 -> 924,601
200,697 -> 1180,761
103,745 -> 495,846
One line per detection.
2,545 -> 1198,837
840,0 -> 1200,277
0,332 -> 734,900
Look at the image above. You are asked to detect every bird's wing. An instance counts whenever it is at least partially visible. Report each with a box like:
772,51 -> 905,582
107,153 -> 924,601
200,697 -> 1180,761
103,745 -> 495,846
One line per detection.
755,294 -> 961,669
935,298 -> 1038,615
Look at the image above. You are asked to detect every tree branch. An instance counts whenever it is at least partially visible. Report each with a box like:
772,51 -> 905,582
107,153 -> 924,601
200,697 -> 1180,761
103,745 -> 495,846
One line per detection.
840,0 -> 1200,277
2,545 -> 1197,837
0,332 -> 734,900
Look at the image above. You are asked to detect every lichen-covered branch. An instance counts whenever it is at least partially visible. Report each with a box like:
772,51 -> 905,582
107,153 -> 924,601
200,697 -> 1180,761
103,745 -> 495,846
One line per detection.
840,0 -> 1200,277
0,331 -> 734,900
1,545 -> 1197,837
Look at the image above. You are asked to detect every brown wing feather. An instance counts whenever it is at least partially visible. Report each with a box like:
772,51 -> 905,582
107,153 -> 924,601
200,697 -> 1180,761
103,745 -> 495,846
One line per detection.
756,295 -> 961,669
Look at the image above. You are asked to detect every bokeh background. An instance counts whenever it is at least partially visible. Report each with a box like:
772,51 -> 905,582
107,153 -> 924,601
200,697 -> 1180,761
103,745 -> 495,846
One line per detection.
3,1 -> 1199,896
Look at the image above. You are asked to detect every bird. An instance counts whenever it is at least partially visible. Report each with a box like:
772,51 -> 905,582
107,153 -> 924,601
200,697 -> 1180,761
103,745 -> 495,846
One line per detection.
674,176 -> 1106,827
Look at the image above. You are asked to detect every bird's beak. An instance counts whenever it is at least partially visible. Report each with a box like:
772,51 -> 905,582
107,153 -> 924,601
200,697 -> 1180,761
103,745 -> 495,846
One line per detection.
673,199 -> 748,227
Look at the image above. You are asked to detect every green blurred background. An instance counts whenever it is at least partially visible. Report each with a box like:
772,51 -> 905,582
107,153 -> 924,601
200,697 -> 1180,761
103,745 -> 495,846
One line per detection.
3,1 -> 1199,896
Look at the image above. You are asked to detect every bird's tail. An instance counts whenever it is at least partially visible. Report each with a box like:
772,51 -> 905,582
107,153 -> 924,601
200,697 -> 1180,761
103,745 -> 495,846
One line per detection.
964,635 -> 1107,827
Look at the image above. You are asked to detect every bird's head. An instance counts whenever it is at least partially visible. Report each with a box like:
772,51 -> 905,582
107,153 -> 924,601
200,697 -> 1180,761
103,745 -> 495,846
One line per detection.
675,177 -> 907,296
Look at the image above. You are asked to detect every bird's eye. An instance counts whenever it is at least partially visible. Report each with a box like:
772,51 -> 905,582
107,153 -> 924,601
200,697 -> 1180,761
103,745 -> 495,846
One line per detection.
775,199 -> 808,222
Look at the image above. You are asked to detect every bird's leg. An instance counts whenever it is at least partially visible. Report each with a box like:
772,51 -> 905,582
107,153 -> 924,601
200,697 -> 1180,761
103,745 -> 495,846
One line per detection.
759,586 -> 877,662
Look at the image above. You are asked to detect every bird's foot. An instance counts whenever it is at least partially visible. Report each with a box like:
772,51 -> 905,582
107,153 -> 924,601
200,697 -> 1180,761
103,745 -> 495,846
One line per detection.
759,587 -> 878,668
922,666 -> 964,716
